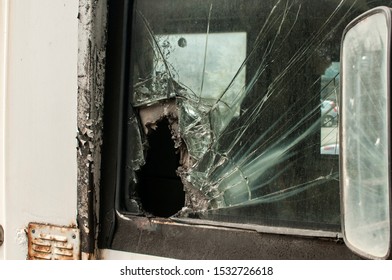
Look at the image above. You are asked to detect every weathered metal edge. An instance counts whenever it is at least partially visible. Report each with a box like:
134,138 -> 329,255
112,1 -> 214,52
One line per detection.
77,0 -> 108,259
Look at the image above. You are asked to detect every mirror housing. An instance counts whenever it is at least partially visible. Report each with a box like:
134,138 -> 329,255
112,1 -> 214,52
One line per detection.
340,6 -> 392,259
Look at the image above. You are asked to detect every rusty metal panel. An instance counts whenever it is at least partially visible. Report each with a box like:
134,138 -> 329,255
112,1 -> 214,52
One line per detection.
27,223 -> 80,260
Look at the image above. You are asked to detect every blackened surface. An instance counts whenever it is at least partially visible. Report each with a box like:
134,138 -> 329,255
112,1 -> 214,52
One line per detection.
111,215 -> 361,260
98,0 -> 131,248
77,0 -> 108,255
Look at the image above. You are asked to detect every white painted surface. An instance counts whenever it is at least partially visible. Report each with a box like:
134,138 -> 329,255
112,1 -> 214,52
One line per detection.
0,0 -> 9,261
0,0 -> 78,259
100,249 -> 170,260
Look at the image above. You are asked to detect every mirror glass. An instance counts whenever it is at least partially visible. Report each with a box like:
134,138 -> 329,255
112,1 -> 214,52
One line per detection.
341,10 -> 390,258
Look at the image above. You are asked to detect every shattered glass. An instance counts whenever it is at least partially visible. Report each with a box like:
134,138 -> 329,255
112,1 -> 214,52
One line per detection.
124,0 -> 392,231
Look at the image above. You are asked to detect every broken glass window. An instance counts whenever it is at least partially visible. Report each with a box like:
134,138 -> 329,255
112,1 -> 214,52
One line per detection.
122,0 -> 392,231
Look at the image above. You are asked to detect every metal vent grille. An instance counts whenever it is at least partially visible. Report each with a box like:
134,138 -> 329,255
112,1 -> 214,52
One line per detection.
27,223 -> 80,260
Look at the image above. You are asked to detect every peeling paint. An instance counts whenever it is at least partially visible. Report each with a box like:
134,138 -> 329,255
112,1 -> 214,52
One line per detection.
77,0 -> 108,257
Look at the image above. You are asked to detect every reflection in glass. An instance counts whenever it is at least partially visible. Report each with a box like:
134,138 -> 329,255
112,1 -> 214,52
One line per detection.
154,33 -> 247,134
321,62 -> 340,155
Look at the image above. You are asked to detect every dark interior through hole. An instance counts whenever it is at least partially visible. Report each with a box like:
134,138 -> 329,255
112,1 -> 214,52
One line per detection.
136,118 -> 185,217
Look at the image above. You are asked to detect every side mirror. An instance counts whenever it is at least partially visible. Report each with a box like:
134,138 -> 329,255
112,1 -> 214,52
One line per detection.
340,6 -> 392,259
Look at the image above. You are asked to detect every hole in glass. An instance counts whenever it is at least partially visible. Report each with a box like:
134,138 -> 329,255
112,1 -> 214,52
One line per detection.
136,118 -> 185,217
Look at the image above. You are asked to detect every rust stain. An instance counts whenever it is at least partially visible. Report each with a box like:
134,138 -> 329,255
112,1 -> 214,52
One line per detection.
27,223 -> 80,260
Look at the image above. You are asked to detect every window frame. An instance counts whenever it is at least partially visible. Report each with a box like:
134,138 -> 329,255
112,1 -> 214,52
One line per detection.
98,0 -> 359,259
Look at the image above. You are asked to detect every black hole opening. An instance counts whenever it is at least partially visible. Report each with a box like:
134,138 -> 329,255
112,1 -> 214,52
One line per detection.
136,119 -> 185,217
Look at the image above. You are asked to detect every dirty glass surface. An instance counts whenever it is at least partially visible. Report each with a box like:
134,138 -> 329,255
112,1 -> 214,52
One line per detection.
342,11 -> 390,258
123,0 -> 392,231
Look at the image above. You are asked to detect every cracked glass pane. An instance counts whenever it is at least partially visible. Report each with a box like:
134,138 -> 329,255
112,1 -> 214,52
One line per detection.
124,0 -> 392,230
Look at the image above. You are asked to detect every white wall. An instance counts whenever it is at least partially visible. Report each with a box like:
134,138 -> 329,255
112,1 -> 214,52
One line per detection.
0,0 -> 8,261
0,0 -> 78,259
